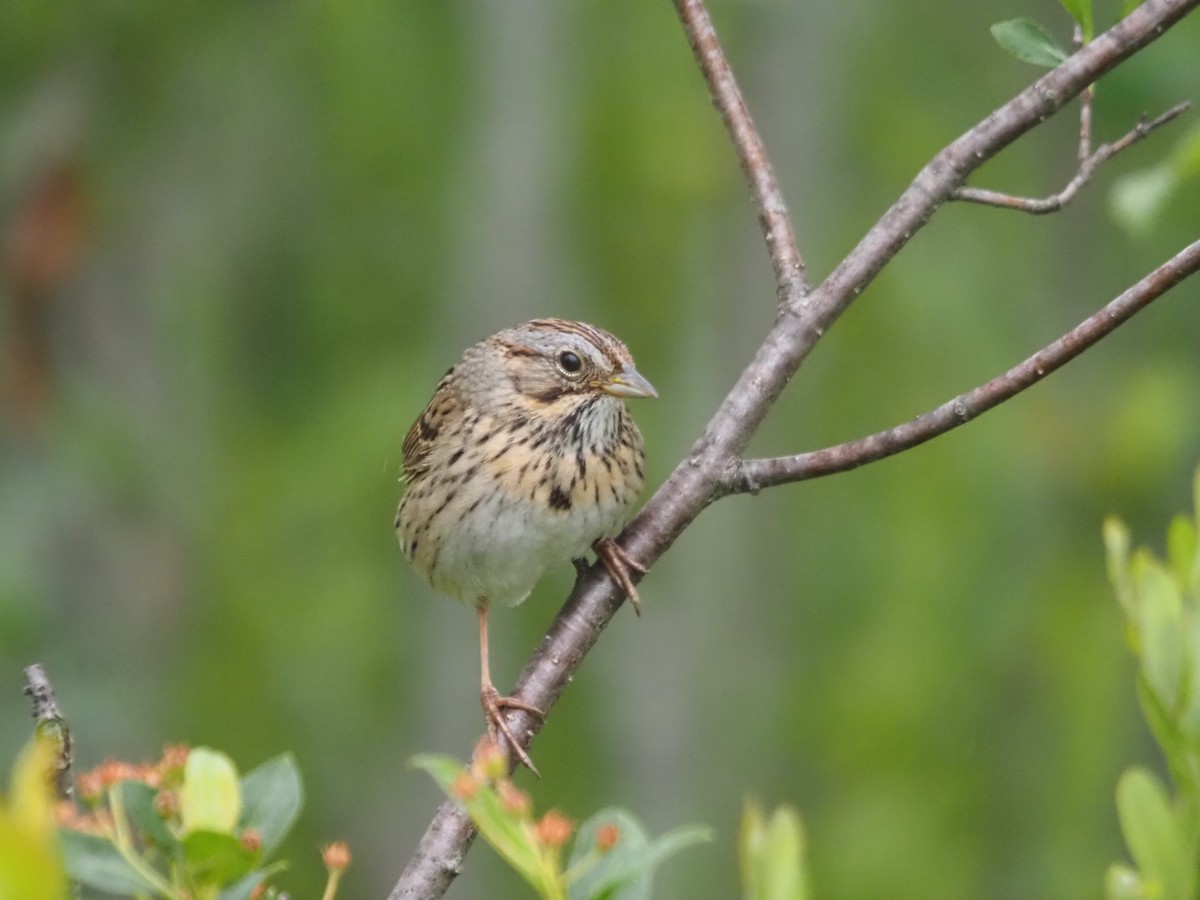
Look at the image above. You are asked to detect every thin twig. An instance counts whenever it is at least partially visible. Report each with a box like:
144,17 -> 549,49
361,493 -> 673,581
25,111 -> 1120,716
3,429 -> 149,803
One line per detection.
674,0 -> 809,303
952,102 -> 1191,214
388,2 -> 1200,896
1075,26 -> 1094,165
1078,82 -> 1095,165
24,663 -> 73,800
723,236 -> 1200,493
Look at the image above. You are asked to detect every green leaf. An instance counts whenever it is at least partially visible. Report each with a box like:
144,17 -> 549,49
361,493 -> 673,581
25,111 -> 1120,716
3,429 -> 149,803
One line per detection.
990,19 -> 1070,67
1134,676 -> 1189,795
219,871 -> 267,900
182,747 -> 242,835
567,809 -> 710,900
410,753 -> 463,791
182,829 -> 259,886
1115,768 -> 1193,899
568,810 -> 650,900
59,829 -> 160,895
1058,0 -> 1093,40
239,753 -> 303,856
740,802 -> 809,900
0,821 -> 67,900
114,781 -> 179,853
1120,0 -> 1142,17
219,862 -> 287,900
1179,610 -> 1200,736
9,736 -> 57,829
1105,518 -> 1136,622
0,741 -> 68,900
1167,515 -> 1198,590
1111,164 -> 1178,234
1133,554 -> 1185,711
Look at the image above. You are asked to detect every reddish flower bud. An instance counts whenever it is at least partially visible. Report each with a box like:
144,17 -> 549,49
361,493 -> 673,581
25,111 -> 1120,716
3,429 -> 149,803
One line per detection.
323,840 -> 352,872
240,828 -> 263,852
496,780 -> 531,816
158,744 -> 189,779
596,823 -> 620,852
98,759 -> 140,787
154,789 -> 181,821
76,769 -> 104,804
536,810 -> 573,848
451,771 -> 480,801
471,738 -> 507,782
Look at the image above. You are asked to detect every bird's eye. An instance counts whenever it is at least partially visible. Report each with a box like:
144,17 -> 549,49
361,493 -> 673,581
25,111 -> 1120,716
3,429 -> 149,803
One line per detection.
557,350 -> 583,374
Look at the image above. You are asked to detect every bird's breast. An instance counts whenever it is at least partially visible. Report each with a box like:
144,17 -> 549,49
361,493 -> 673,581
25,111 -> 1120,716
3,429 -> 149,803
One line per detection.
396,406 -> 645,607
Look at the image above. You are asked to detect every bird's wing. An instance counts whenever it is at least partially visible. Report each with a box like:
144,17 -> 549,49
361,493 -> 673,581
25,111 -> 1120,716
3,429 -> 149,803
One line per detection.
401,368 -> 459,483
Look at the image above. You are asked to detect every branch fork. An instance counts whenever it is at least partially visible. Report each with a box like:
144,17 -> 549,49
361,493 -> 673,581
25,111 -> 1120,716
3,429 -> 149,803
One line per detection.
951,101 -> 1191,213
392,1 -> 1200,896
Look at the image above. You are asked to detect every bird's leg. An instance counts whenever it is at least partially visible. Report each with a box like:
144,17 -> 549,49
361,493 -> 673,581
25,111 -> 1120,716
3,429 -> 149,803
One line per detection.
592,537 -> 646,616
476,601 -> 544,775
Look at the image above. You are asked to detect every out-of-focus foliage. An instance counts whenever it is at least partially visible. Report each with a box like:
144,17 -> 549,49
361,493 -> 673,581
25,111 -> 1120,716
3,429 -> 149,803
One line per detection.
1112,125 -> 1200,234
740,801 -> 809,900
1103,468 -> 1200,900
415,745 -> 710,900
0,736 -> 67,900
57,745 -> 306,899
1,1 -> 1198,897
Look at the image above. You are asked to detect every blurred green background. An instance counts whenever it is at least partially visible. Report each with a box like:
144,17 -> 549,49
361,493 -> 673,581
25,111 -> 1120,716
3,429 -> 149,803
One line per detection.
2,1 -> 1198,897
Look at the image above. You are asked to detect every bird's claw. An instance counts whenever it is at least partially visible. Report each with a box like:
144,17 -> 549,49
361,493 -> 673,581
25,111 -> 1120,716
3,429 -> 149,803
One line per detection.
481,685 -> 544,776
592,537 -> 646,615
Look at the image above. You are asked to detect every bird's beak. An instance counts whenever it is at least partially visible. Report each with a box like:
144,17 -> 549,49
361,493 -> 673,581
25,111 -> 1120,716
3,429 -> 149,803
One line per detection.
599,365 -> 658,399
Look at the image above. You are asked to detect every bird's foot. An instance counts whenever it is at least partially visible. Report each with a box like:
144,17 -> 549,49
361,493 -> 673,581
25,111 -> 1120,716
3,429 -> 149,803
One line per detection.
593,537 -> 646,615
481,685 -> 544,776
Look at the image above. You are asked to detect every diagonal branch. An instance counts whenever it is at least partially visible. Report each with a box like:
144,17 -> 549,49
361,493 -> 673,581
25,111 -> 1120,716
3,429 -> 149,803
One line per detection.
389,2 -> 1199,896
952,102 -> 1191,213
723,236 -> 1200,494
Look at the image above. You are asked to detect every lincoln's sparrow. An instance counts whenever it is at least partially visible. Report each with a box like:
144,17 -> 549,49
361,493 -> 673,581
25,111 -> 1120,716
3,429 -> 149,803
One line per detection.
395,319 -> 656,770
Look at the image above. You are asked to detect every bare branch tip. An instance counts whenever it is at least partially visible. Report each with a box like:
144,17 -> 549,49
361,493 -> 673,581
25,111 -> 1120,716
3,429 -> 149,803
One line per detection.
1148,100 -> 1192,130
23,663 -> 61,722
22,663 -> 73,800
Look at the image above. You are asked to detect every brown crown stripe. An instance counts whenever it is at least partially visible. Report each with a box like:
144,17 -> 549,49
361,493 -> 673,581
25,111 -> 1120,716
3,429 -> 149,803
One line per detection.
525,319 -> 631,367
